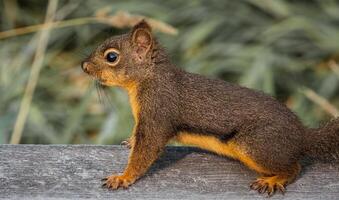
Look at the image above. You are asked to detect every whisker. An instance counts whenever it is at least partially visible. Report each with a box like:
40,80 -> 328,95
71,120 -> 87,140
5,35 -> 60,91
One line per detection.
94,80 -> 113,110
100,85 -> 114,108
94,80 -> 104,105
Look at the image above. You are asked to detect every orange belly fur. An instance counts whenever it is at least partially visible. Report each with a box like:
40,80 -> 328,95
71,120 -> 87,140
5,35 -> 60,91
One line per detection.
175,132 -> 270,175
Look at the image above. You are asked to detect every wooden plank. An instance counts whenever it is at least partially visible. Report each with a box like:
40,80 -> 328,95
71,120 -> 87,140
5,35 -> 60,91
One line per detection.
0,145 -> 338,199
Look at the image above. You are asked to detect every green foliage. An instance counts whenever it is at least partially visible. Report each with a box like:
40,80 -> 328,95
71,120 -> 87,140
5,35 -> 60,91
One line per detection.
1,0 -> 339,144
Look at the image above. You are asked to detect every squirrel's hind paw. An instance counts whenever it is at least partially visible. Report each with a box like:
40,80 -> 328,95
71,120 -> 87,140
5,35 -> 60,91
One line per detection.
250,176 -> 286,197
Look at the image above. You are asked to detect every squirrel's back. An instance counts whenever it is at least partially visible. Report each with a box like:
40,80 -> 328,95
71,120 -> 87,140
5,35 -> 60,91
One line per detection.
174,71 -> 304,136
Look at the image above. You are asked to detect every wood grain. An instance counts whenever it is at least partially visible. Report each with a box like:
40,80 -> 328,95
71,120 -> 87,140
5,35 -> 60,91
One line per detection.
0,145 -> 338,199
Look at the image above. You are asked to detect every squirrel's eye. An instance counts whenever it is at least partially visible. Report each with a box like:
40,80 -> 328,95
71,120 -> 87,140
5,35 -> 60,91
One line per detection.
103,48 -> 120,65
106,52 -> 118,63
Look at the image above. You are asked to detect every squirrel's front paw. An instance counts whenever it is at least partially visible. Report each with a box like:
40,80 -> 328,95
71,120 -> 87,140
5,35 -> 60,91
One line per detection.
120,138 -> 132,149
102,174 -> 136,189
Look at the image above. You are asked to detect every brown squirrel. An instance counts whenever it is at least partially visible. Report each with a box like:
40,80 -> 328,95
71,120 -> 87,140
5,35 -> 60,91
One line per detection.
81,20 -> 339,196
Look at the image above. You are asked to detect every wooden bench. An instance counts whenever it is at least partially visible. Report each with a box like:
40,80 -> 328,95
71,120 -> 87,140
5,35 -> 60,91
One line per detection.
0,145 -> 338,199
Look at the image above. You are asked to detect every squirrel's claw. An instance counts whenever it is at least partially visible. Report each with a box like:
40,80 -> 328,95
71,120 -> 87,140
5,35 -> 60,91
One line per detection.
276,184 -> 286,195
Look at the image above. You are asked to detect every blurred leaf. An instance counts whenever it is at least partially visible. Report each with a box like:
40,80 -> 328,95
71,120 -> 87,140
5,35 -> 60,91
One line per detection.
61,84 -> 95,143
247,0 -> 290,18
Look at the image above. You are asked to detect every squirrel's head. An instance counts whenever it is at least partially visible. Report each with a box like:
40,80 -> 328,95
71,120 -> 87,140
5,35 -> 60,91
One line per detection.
82,20 -> 160,88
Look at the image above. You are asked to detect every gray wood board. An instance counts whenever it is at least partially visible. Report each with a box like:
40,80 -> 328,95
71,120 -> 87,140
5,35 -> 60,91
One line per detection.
0,145 -> 338,199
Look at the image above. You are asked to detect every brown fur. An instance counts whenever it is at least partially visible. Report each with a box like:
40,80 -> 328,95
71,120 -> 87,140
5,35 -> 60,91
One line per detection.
82,20 -> 339,196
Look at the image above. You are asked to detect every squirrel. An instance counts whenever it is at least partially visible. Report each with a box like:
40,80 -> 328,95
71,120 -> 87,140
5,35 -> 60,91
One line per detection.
81,20 -> 339,196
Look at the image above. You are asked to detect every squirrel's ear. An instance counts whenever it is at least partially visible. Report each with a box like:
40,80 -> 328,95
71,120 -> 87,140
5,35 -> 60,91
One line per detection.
131,20 -> 153,58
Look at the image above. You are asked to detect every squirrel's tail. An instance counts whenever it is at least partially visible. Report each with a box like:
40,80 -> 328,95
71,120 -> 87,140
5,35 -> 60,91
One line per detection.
304,118 -> 339,160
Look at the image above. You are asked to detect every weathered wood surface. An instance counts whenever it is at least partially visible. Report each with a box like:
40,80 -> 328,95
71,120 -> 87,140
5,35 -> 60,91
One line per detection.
0,145 -> 338,200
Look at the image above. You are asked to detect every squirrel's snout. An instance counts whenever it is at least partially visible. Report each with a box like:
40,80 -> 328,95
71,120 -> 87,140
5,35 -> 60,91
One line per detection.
81,61 -> 90,73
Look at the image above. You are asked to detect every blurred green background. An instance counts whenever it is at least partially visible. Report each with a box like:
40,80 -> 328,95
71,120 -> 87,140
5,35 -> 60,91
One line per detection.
1,0 -> 339,145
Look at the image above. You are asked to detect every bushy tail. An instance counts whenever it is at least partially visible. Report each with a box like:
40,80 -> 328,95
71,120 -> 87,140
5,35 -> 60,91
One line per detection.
304,118 -> 339,161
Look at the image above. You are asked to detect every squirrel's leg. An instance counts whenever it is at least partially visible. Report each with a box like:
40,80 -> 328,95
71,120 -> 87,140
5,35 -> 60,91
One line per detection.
175,132 -> 301,196
103,122 -> 170,189
215,140 -> 301,196
250,163 -> 301,196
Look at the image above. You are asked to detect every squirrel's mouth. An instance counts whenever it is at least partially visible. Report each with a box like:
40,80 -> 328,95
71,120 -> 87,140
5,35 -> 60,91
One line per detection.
89,74 -> 107,85
98,78 -> 108,85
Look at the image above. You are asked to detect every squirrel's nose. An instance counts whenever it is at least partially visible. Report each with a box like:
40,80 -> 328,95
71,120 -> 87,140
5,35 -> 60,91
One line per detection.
81,61 -> 90,72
